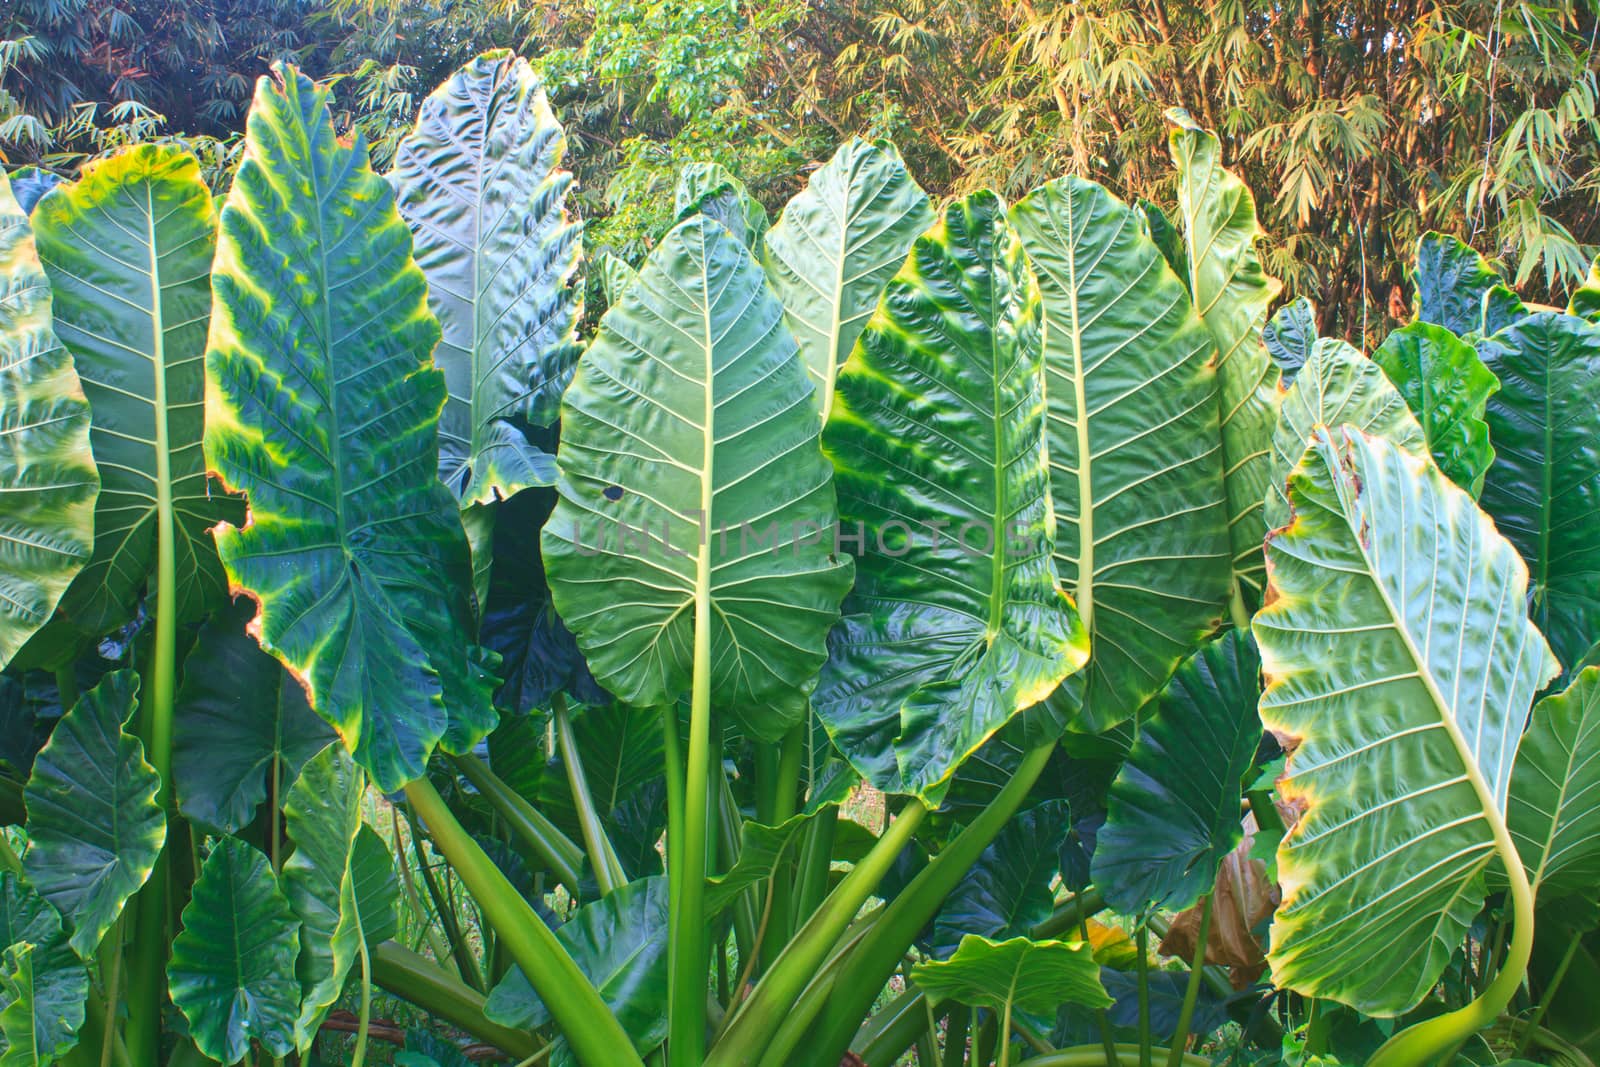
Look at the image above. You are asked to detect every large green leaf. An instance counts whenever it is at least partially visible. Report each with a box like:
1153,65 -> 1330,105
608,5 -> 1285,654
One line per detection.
485,875 -> 669,1064
1264,338 -> 1426,530
541,216 -> 853,737
21,669 -> 163,958
1011,176 -> 1231,733
21,145 -> 240,664
392,50 -> 580,506
0,170 -> 96,669
0,877 -> 85,1067
280,744 -> 366,1048
172,597 -> 337,835
761,137 -> 934,420
1092,630 -> 1262,913
1167,109 -> 1282,602
1475,312 -> 1600,672
1507,666 -> 1600,898
930,799 -> 1068,959
1413,231 -> 1502,336
168,838 -> 300,1065
815,191 -> 1084,799
1373,321 -> 1499,496
1263,295 -> 1317,384
910,934 -> 1110,1017
1252,426 -> 1559,1014
204,66 -> 495,791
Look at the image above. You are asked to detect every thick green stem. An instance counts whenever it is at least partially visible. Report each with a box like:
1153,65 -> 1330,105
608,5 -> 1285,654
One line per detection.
1368,839 -> 1535,1067
404,779 -> 642,1067
714,759 -> 759,966
1000,995 -> 1015,1067
1227,583 -> 1252,632
707,802 -> 927,1067
371,941 -> 538,1059
942,1006 -> 970,1067
1165,895 -> 1212,1067
127,469 -> 178,1066
668,569 -> 716,1067
799,744 -> 1057,1067
1512,937 -> 1580,1060
408,801 -> 486,993
764,724 -> 803,961
553,694 -> 626,894
1137,924 -> 1152,1067
451,754 -> 583,894
792,804 -> 837,922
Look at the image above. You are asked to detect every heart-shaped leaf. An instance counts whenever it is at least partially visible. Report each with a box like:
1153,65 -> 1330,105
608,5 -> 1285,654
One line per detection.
1413,231 -> 1502,336
911,934 -> 1111,1017
392,49 -> 580,506
0,876 -> 85,1066
204,66 -> 495,790
168,838 -> 299,1065
542,215 -> 853,738
1253,426 -> 1559,1014
22,670 -> 163,958
1373,321 -> 1499,496
816,191 -> 1085,799
1012,176 -> 1230,733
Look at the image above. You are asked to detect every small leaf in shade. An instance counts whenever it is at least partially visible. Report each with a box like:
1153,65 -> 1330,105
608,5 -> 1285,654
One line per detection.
280,744 -> 366,1049
1373,321 -> 1499,496
0,168 -> 97,670
485,876 -> 669,1064
1093,631 -> 1263,913
22,670 -> 163,958
350,825 -> 399,948
1413,231 -> 1503,336
173,597 -> 338,835
7,168 -> 60,215
1101,967 -> 1234,1042
931,800 -> 1068,959
597,252 -> 638,306
1507,667 -> 1600,898
0,875 -> 87,1065
168,839 -> 300,1065
911,934 -> 1111,1017
1569,256 -> 1600,323
705,806 -> 834,915
1263,295 -> 1318,383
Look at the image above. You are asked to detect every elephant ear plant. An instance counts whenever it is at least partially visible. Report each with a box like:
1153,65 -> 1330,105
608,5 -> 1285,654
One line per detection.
4,52 -> 1600,1067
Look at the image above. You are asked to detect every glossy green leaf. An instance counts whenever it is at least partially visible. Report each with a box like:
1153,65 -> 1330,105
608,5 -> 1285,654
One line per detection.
1138,198 -> 1186,282
22,145 -> 240,664
392,50 -> 580,506
1012,176 -> 1231,733
350,824 -> 399,948
1168,109 -> 1282,602
204,66 -> 495,791
0,877 -> 85,1067
538,703 -> 663,857
1253,427 -> 1559,1014
1263,295 -> 1318,383
910,934 -> 1111,1016
168,838 -> 299,1065
1092,630 -> 1262,912
485,875 -> 668,1063
1483,283 -> 1529,336
542,216 -> 853,738
173,597 -> 337,835
705,805 -> 832,915
280,744 -> 365,1048
931,799 -> 1068,959
761,137 -> 934,420
21,669 -> 163,958
1264,338 -> 1426,530
815,191 -> 1085,798
1373,321 -> 1499,496
1507,666 -> 1600,898
1413,231 -> 1502,336
675,162 -> 767,248
1476,312 -> 1600,672
0,170 -> 96,669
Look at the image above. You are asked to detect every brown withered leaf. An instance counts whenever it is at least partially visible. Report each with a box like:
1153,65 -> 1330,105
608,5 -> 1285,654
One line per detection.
1159,829 -> 1280,988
